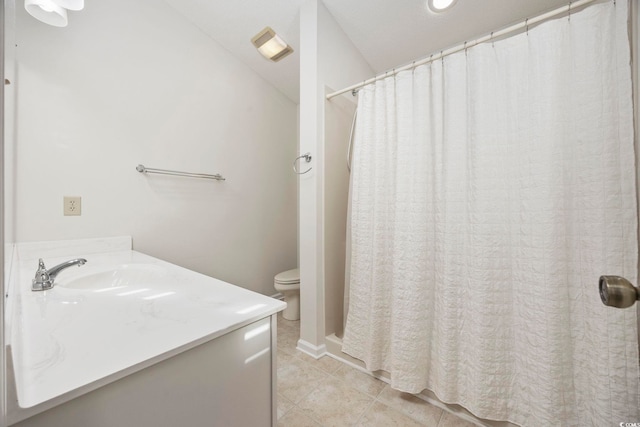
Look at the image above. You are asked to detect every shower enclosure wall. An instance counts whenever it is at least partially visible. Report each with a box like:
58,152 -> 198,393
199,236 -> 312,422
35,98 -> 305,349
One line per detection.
323,93 -> 355,339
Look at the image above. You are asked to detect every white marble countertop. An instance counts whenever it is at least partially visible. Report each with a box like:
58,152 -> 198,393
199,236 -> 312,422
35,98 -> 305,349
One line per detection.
7,237 -> 285,409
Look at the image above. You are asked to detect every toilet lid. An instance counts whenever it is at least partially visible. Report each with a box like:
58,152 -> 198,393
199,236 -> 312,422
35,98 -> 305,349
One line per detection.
275,268 -> 300,284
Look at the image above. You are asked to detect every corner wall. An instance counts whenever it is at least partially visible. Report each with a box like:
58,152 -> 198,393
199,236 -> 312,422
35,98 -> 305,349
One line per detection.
0,1 -> 6,424
633,0 -> 640,344
1,0 -> 16,424
11,0 -> 298,296
299,0 -> 372,354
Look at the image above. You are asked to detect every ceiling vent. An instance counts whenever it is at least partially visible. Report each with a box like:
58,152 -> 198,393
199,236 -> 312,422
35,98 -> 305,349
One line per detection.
251,27 -> 294,62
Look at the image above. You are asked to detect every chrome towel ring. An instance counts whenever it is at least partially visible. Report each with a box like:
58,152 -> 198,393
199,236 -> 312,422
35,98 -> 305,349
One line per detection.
293,152 -> 312,174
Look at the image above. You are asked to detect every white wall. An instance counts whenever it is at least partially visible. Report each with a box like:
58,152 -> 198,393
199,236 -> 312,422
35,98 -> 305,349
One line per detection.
299,0 -> 372,353
3,0 -> 14,248
299,0 -> 321,353
323,94 -> 355,338
318,2 -> 373,340
634,0 -> 640,343
12,0 -> 298,296
2,1 -> 17,424
1,2 -> 7,425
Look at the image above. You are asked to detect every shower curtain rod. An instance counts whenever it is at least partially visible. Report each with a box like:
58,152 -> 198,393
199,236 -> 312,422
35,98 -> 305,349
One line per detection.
326,0 -> 601,100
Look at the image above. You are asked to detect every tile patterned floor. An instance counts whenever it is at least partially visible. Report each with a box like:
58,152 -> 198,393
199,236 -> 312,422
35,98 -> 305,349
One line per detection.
276,313 -> 478,427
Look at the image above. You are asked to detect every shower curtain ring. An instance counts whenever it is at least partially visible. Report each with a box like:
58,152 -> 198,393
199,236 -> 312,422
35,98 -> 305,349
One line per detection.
568,2 -> 572,20
525,18 -> 529,35
491,31 -> 495,47
464,41 -> 468,56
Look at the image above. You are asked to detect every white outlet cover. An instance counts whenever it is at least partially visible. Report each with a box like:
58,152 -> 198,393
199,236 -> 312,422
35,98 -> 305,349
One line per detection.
64,196 -> 82,216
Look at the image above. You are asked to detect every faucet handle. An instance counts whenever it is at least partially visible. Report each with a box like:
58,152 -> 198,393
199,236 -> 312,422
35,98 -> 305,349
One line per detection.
32,258 -> 52,291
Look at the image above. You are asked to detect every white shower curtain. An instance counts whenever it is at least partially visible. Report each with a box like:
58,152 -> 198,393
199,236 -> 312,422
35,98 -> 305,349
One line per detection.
342,1 -> 640,425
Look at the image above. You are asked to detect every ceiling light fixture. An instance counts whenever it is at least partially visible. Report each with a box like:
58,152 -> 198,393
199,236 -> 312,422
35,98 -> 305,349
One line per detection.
52,0 -> 84,11
24,0 -> 84,27
251,27 -> 294,62
428,0 -> 458,13
24,0 -> 68,27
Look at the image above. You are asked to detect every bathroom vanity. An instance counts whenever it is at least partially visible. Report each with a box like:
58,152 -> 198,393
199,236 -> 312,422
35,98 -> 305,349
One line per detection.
4,237 -> 286,426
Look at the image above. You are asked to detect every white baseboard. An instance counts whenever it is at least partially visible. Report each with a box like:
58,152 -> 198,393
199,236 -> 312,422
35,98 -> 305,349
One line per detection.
296,339 -> 327,359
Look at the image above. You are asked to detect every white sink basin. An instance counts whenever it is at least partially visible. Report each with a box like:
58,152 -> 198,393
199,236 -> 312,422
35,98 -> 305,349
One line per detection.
57,264 -> 169,291
9,240 -> 286,411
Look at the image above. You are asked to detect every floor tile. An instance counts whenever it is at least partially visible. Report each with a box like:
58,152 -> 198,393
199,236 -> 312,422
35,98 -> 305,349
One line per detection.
277,407 -> 322,427
277,348 -> 298,366
356,400 -> 426,426
277,320 -> 299,336
298,353 -> 344,374
377,385 -> 443,425
333,364 -> 386,398
438,411 -> 478,427
277,328 -> 300,356
274,317 -> 482,427
297,375 -> 375,426
277,316 -> 300,334
277,392 -> 295,419
277,356 -> 326,404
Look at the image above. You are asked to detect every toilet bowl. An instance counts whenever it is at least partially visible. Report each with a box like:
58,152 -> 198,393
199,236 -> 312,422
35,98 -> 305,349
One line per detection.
274,268 -> 300,320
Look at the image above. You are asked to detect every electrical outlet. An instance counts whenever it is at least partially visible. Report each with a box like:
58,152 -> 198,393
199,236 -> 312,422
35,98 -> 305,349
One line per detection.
64,196 -> 81,216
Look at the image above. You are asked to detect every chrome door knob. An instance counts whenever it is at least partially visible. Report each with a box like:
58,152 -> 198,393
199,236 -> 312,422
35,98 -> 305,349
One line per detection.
599,276 -> 639,308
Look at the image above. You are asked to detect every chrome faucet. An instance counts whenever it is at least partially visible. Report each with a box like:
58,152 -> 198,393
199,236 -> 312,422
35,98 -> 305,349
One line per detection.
32,258 -> 87,291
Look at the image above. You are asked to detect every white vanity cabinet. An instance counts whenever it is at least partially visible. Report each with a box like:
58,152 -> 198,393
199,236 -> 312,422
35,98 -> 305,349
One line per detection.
9,315 -> 278,427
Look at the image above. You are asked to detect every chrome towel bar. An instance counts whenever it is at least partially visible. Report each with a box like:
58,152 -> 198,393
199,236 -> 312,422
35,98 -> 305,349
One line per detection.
136,164 -> 225,181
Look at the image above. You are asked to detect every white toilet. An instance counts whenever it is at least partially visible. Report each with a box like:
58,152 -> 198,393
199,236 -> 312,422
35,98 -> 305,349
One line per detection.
274,268 -> 300,320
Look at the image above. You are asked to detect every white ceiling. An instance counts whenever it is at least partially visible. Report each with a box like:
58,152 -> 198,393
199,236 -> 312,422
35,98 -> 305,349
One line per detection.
163,0 -> 572,103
